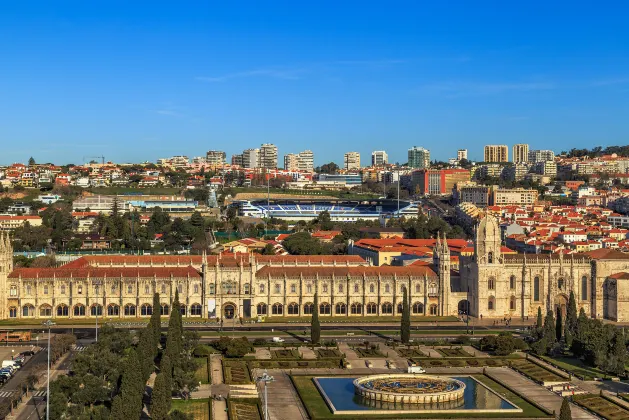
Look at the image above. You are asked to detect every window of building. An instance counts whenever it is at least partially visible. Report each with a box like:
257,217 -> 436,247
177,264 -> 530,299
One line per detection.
10,285 -> 17,296
160,304 -> 169,315
194,284 -> 199,294
306,284 -> 312,294
243,284 -> 250,294
510,276 -> 516,290
322,283 -> 328,293
350,303 -> 362,314
488,252 -> 493,263
274,284 -> 281,294
429,304 -> 438,315
354,283 -> 359,293
415,283 -> 420,293
108,304 -> 119,316
335,303 -> 346,315
397,303 -> 403,314
338,283 -> 344,293
412,302 -> 424,314
22,305 -> 34,317
141,304 -> 152,316
161,283 -> 166,294
533,276 -> 540,301
381,302 -> 393,314
40,305 -> 52,317
272,303 -> 283,315
290,284 -> 296,293
145,284 -> 150,294
366,303 -> 377,314
127,284 -> 133,294
488,297 -> 495,311
488,278 -> 495,290
259,284 -> 265,294
369,284 -> 375,293
124,304 -> 136,316
180,305 -> 186,316
191,304 -> 202,316
257,303 -> 267,315
177,284 -> 183,294
26,285 -> 32,295
581,276 -> 588,301
558,278 -> 564,290
288,303 -> 299,315
73,304 -> 85,317
385,284 -> 390,293
43,285 -> 49,295
94,285 -> 99,295
77,285 -> 82,294
111,284 -> 116,294
510,296 -> 516,311
91,304 -> 103,316
9,307 -> 17,318
303,303 -> 313,314
319,303 -> 331,315
57,304 -> 68,317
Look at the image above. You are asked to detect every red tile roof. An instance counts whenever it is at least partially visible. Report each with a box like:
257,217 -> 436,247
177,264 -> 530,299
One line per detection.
9,266 -> 201,279
255,265 -> 438,278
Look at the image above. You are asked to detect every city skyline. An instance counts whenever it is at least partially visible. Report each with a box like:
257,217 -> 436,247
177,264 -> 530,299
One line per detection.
2,2 -> 629,165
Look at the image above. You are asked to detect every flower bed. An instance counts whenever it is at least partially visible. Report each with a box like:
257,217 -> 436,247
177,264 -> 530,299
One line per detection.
573,394 -> 629,420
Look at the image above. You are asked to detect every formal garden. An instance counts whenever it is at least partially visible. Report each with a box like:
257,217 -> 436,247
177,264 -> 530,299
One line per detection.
436,347 -> 472,357
228,399 -> 264,420
573,394 -> 629,419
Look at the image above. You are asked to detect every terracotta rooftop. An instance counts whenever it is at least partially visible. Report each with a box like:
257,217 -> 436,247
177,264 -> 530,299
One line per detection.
255,265 -> 438,278
9,266 -> 201,279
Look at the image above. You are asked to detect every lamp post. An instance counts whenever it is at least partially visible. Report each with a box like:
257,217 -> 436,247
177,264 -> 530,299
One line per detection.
42,320 -> 55,420
256,370 -> 274,420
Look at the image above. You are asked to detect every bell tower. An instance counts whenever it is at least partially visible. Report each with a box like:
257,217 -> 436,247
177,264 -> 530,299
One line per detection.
475,214 -> 502,264
0,232 -> 14,320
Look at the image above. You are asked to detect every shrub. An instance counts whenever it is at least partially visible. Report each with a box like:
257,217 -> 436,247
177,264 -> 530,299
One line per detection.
454,335 -> 471,345
253,338 -> 267,346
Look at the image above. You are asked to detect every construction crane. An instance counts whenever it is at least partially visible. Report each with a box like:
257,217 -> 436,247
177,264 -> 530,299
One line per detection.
83,156 -> 105,164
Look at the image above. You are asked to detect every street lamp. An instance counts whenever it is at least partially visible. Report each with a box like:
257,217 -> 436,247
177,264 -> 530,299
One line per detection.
256,370 -> 274,420
42,319 -> 55,420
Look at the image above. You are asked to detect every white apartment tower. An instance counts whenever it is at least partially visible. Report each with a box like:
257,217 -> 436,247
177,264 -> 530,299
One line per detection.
371,150 -> 388,167
512,144 -> 529,164
528,150 -> 555,163
206,150 -> 226,166
344,152 -> 361,170
284,154 -> 299,171
297,150 -> 314,172
242,148 -> 260,169
259,144 -> 278,169
457,149 -> 468,161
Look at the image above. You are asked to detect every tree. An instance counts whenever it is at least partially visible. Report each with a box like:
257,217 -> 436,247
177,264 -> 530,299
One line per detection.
556,308 -> 563,342
120,349 -> 145,419
261,243 -> 276,255
150,292 -> 162,346
401,287 -> 410,344
110,395 -> 124,419
311,293 -> 321,344
543,310 -> 556,354
161,353 -> 173,392
536,306 -> 543,336
28,156 -> 36,166
166,290 -> 183,368
559,397 -> 572,420
609,329 -> 628,376
565,291 -> 578,347
138,327 -> 156,380
150,372 -> 171,420
495,333 -> 516,356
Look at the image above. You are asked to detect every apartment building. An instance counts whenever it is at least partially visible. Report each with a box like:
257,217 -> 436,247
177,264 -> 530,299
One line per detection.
284,153 -> 299,171
408,146 -> 430,169
371,151 -> 388,167
231,154 -> 243,166
259,144 -> 278,169
242,149 -> 260,169
344,152 -> 361,170
412,169 -> 471,195
512,144 -> 529,164
205,150 -> 226,166
297,150 -> 314,172
457,149 -> 468,161
0,216 -> 43,230
528,150 -> 555,163
484,145 -> 508,163
491,186 -> 538,206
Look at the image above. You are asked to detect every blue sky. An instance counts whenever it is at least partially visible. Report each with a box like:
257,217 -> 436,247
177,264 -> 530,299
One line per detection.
1,1 -> 629,166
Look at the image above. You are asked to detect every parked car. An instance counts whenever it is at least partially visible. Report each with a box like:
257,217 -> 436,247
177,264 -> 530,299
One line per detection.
20,350 -> 35,357
408,366 -> 426,373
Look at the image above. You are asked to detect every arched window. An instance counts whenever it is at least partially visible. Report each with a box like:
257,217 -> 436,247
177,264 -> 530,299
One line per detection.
161,304 -> 169,315
366,303 -> 378,314
124,304 -> 136,316
191,304 -> 202,316
26,285 -> 32,295
257,303 -> 267,315
381,302 -> 393,314
43,285 -> 49,295
322,283 -> 328,293
9,307 -> 17,318
581,276 -> 588,301
488,252 -> 494,264
335,303 -> 346,315
288,303 -> 299,315
259,284 -> 265,294
177,284 -> 183,294
243,284 -> 250,294
400,285 -> 407,294
73,304 -> 85,317
145,284 -> 150,295
354,283 -> 359,293
415,283 -> 420,293
290,284 -> 296,293
94,285 -> 99,295
533,276 -> 540,301
141,304 -> 153,316
40,305 -> 52,317
412,302 -> 424,314
306,284 -> 312,294
274,284 -> 281,294
558,278 -> 564,290
91,304 -> 103,316
9,285 -> 17,297
319,303 -> 331,315
60,285 -> 66,295
111,284 -> 116,294
180,305 -> 187,316
272,303 -> 283,315
488,278 -> 495,290
429,304 -> 438,315
194,284 -> 199,294
127,284 -> 133,294
209,284 -> 215,294
303,303 -> 314,314
369,284 -> 375,293
338,283 -> 344,293
488,297 -> 495,311
350,303 -> 362,314
161,283 -> 166,294
428,283 -> 438,295
77,285 -> 83,294
510,276 -> 516,290
397,303 -> 403,314
510,296 -> 516,311
385,284 -> 390,293
108,304 -> 119,316
57,304 -> 68,317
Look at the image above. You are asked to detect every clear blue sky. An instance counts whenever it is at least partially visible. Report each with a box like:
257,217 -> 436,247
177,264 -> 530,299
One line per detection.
1,1 -> 629,166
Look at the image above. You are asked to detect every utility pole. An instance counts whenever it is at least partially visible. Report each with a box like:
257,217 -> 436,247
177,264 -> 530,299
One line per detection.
42,320 -> 55,420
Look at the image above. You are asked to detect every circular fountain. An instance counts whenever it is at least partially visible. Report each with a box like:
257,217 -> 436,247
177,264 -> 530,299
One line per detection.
353,374 -> 466,405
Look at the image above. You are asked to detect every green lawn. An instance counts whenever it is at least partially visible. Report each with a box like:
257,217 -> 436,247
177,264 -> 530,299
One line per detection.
194,357 -> 210,384
290,375 -> 552,419
171,398 -> 211,420
540,355 -> 605,380
574,394 -> 629,419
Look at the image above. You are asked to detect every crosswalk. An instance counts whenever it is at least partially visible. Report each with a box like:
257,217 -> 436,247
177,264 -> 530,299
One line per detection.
72,345 -> 87,352
0,390 -> 46,398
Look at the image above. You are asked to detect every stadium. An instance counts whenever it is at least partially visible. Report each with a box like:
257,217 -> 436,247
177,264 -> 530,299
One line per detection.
231,199 -> 420,222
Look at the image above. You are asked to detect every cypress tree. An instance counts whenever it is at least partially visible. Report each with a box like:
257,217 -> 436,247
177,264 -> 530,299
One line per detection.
138,328 -> 156,381
556,307 -> 563,342
151,292 -> 162,347
543,310 -> 556,354
110,395 -> 124,419
566,291 -> 578,333
120,349 -> 145,419
536,306 -> 543,335
611,329 -> 628,376
150,373 -> 171,420
559,397 -> 571,420
401,287 -> 411,344
311,293 -> 321,344
161,354 -> 173,394
166,290 -> 183,368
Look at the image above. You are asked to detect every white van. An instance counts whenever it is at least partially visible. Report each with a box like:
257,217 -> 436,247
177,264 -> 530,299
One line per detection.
1,360 -> 17,369
272,337 -> 285,343
408,366 -> 426,374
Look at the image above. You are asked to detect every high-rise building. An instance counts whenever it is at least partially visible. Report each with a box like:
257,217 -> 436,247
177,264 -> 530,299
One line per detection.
259,144 -> 278,169
344,152 -> 361,170
512,144 -> 529,164
411,168 -> 471,195
297,150 -> 314,172
457,149 -> 468,161
284,153 -> 299,171
528,149 -> 555,163
242,148 -> 260,169
231,154 -> 243,166
206,150 -> 226,166
408,146 -> 430,169
484,145 -> 508,162
371,151 -> 388,167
